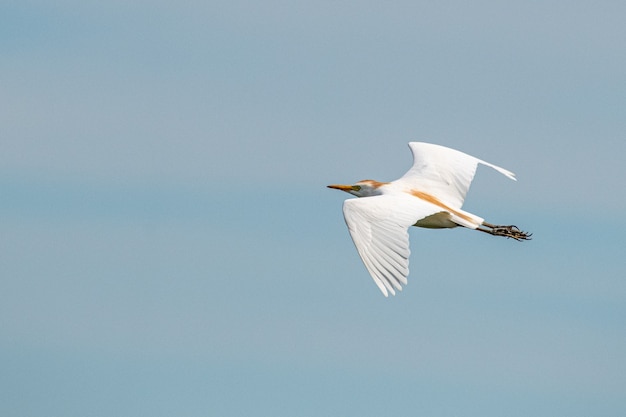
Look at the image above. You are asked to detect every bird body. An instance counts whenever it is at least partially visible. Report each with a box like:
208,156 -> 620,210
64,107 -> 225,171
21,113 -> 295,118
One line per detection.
328,142 -> 530,297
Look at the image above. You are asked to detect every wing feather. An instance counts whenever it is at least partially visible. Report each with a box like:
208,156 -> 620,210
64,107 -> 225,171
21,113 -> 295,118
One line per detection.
371,239 -> 409,276
399,142 -> 516,208
342,194 -> 440,296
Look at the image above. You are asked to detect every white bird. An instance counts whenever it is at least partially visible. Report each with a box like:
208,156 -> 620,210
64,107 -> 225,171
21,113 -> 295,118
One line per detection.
328,142 -> 531,297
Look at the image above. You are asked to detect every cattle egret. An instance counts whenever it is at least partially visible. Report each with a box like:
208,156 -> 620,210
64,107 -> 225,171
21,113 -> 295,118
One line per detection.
328,142 -> 531,297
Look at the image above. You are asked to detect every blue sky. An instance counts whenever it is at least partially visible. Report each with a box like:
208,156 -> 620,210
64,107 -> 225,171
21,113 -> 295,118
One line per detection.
1,1 -> 625,416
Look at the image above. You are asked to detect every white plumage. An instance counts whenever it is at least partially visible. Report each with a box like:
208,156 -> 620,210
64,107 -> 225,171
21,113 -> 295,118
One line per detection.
328,142 -> 530,297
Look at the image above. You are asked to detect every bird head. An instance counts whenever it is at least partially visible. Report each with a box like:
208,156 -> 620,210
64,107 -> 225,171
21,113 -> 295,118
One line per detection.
327,180 -> 387,197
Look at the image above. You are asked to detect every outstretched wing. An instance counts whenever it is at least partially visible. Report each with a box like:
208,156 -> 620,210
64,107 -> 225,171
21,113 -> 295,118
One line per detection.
342,194 -> 441,297
399,142 -> 516,208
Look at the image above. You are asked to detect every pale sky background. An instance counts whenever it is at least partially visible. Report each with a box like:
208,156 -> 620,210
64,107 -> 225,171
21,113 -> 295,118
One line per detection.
2,1 -> 625,416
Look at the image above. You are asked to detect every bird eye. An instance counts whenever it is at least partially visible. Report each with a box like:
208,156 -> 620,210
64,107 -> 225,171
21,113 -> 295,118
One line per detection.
352,185 -> 361,191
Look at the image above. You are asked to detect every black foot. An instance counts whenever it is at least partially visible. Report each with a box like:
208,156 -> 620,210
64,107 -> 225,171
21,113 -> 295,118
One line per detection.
490,225 -> 532,241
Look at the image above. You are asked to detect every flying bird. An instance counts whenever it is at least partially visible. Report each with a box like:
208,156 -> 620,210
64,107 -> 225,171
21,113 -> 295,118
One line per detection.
328,142 -> 531,297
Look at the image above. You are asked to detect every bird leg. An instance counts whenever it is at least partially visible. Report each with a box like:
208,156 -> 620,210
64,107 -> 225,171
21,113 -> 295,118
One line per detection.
477,222 -> 532,241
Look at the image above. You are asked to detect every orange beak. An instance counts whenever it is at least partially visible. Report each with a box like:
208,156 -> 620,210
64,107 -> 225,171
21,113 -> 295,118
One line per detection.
327,184 -> 354,193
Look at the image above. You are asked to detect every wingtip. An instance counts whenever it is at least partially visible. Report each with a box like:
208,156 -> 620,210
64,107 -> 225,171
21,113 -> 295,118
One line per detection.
479,160 -> 517,181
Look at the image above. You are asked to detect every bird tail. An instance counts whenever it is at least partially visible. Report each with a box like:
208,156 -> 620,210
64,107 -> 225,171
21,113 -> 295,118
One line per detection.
449,208 -> 484,229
